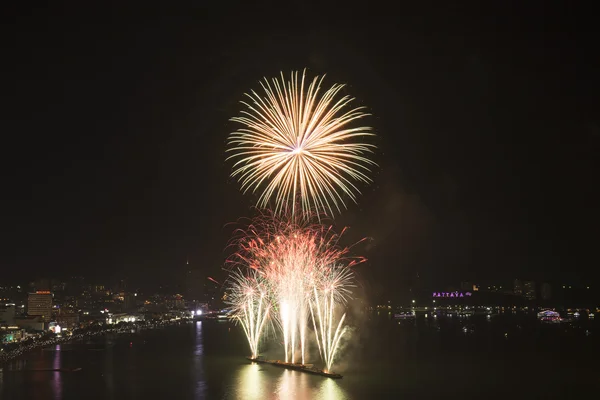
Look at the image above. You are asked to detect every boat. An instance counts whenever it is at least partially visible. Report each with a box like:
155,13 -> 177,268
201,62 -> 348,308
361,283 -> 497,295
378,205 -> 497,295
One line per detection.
394,312 -> 415,320
246,356 -> 342,379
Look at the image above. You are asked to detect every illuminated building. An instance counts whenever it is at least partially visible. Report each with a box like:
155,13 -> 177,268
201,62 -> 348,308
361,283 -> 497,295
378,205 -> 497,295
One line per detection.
1,328 -> 25,343
524,281 -> 536,300
537,310 -> 560,322
106,313 -> 144,324
57,308 -> 80,329
27,291 -> 53,320
166,294 -> 185,309
513,279 -> 523,296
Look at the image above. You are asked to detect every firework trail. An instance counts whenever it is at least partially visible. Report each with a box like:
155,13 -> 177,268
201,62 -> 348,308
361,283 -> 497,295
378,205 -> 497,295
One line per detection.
309,266 -> 354,372
227,70 -> 376,219
226,269 -> 271,359
226,212 -> 364,369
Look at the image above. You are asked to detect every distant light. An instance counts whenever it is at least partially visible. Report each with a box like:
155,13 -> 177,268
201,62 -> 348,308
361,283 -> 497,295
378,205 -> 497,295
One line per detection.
191,310 -> 195,315
411,300 -> 415,304
196,310 -> 202,316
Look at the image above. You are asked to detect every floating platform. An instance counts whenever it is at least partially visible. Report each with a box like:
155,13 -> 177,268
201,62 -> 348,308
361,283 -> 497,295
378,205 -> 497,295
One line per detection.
246,357 -> 342,379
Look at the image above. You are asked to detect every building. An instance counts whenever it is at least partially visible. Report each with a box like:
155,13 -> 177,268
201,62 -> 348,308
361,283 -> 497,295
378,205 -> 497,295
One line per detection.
166,294 -> 185,310
541,283 -> 551,301
57,308 -> 80,330
15,315 -> 45,331
513,279 -> 523,296
524,281 -> 536,300
106,313 -> 143,324
1,328 -> 25,343
0,304 -> 16,326
28,291 -> 53,320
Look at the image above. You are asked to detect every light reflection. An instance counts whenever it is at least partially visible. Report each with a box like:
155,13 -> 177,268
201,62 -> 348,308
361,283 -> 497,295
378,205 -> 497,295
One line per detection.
317,378 -> 348,400
276,370 -> 311,400
194,321 -> 207,398
104,340 -> 114,399
52,345 -> 63,399
236,363 -> 265,400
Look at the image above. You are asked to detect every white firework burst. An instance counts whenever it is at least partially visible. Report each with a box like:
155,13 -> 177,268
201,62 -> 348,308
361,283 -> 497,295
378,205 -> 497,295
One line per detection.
227,69 -> 376,218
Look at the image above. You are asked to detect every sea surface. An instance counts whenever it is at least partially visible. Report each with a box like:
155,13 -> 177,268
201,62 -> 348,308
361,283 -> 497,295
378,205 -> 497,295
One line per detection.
1,312 -> 598,399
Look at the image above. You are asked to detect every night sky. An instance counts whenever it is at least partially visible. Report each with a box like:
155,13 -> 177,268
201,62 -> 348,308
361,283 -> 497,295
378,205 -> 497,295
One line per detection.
2,6 -> 598,294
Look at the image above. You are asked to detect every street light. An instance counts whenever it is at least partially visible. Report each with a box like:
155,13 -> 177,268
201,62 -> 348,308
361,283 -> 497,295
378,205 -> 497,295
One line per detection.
411,300 -> 415,304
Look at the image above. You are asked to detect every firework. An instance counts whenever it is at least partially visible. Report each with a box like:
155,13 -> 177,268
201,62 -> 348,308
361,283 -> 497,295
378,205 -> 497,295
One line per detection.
227,70 -> 376,219
309,265 -> 354,372
226,213 -> 363,370
226,269 -> 271,359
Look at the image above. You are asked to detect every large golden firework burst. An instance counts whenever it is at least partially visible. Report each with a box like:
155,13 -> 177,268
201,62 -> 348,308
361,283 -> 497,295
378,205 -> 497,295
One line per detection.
227,70 -> 376,218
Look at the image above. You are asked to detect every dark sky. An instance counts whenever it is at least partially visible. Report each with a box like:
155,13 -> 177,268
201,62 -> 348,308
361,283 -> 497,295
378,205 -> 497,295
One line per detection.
2,5 -> 598,293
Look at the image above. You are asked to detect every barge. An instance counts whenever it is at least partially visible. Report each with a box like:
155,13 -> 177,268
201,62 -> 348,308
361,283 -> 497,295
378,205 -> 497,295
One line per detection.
246,356 -> 342,379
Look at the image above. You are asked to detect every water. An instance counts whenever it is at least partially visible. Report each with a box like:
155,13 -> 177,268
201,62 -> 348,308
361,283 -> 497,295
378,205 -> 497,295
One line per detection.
1,313 -> 599,399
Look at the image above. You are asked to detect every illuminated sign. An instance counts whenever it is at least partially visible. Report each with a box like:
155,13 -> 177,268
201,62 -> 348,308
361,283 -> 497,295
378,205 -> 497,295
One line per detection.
432,292 -> 472,298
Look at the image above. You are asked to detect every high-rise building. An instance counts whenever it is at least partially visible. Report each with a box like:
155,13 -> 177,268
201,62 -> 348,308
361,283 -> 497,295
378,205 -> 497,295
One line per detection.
524,281 -> 536,300
0,304 -> 16,326
541,283 -> 551,301
513,279 -> 523,296
57,308 -> 79,330
27,291 -> 52,320
166,294 -> 185,309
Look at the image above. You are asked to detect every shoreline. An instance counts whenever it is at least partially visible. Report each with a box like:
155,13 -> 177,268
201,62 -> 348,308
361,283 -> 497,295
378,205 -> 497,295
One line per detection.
1,319 -> 192,365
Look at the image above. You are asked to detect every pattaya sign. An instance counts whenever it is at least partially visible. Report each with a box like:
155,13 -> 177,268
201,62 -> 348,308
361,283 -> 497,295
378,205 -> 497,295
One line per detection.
432,292 -> 472,298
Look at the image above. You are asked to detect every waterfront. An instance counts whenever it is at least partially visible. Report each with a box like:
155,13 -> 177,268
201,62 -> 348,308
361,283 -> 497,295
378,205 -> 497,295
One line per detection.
1,313 -> 599,399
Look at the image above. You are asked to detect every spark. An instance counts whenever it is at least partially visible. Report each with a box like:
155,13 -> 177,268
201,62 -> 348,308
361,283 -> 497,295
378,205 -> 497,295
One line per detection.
227,70 -> 376,219
226,269 -> 271,359
226,212 -> 363,370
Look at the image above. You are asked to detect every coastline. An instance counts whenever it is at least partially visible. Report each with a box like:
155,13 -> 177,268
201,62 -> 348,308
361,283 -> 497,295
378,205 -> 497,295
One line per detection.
1,319 -> 191,365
